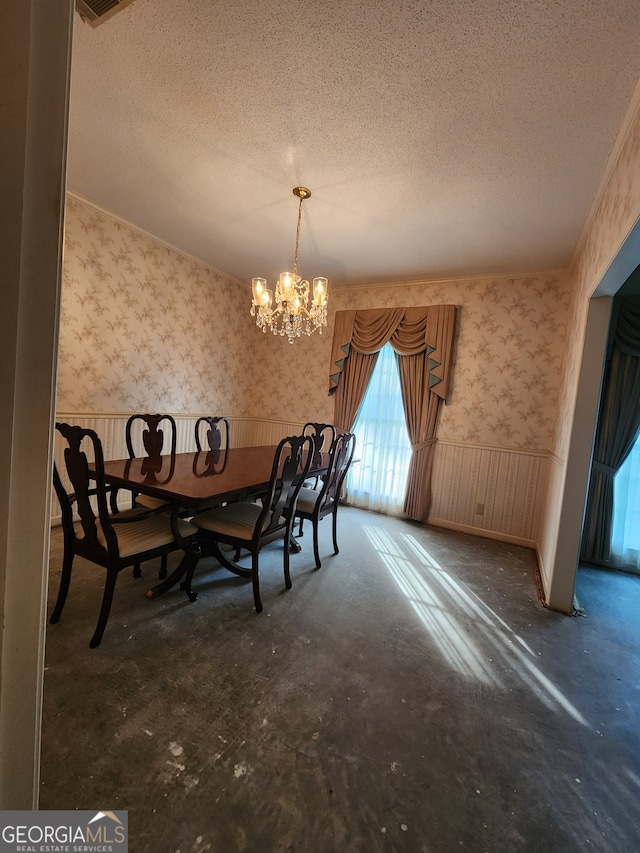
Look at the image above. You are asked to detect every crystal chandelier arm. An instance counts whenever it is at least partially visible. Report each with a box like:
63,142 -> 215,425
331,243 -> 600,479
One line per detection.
250,186 -> 327,343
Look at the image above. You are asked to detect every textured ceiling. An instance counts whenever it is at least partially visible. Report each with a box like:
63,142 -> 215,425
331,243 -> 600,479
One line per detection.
67,0 -> 640,287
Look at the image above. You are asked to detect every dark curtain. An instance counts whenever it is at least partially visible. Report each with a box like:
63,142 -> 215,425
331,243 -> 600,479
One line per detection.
581,297 -> 640,564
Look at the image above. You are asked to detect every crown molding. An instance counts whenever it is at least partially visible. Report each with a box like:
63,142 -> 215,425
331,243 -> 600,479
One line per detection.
333,269 -> 568,293
65,189 -> 247,287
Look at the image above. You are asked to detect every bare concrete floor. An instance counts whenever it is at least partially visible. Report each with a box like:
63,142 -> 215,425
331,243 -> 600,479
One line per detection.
41,507 -> 640,852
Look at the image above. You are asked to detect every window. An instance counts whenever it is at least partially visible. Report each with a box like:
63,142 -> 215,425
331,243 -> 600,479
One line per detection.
612,432 -> 640,571
347,343 -> 412,515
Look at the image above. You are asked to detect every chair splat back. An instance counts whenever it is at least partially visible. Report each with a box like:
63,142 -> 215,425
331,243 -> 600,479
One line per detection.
324,432 -> 356,507
302,422 -> 337,486
262,434 -> 312,537
194,416 -> 230,452
302,422 -> 336,456
57,422 -> 113,553
119,413 -> 177,518
126,413 -> 177,459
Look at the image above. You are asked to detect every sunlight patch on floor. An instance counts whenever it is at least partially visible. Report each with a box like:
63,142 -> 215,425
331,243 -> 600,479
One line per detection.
365,525 -> 497,684
363,525 -> 588,726
624,768 -> 640,790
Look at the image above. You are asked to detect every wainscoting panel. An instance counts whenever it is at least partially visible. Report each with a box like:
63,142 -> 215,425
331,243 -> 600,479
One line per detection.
52,415 -> 549,549
51,413 -> 307,523
53,413 -> 306,456
429,441 -> 549,547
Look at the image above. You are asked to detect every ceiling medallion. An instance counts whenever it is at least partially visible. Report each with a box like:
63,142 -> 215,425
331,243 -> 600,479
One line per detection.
251,186 -> 328,344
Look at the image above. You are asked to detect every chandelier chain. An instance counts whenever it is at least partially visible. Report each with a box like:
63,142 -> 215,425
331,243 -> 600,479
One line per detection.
292,195 -> 303,278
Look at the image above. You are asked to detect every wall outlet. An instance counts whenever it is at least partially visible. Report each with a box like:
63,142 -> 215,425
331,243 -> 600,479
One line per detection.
475,502 -> 485,515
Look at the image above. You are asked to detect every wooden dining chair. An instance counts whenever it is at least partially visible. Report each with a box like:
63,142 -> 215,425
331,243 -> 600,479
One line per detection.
194,416 -> 230,452
112,413 -> 179,579
294,432 -> 356,569
191,434 -> 313,613
302,422 -> 337,491
120,413 -> 177,510
51,422 -> 200,648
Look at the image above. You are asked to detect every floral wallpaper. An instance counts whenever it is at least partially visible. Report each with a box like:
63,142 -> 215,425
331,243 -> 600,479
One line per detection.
552,104 -> 640,463
243,274 -> 571,452
59,195 -> 255,415
59,195 -> 572,456
332,278 -> 570,451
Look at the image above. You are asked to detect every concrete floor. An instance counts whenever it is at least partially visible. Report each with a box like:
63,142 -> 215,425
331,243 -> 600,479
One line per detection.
41,507 -> 640,852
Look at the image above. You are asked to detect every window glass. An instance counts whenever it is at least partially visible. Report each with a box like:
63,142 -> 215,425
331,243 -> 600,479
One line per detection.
347,343 -> 412,515
612,432 -> 640,570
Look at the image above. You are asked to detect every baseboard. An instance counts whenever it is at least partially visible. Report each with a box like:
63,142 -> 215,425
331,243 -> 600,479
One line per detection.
533,544 -> 550,608
426,515 -> 537,551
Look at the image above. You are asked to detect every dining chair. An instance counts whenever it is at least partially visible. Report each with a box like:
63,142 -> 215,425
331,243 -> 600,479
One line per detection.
194,415 -> 233,520
302,422 -> 337,491
117,413 -> 179,578
191,434 -> 313,613
293,432 -> 356,569
194,416 -> 230,452
120,413 -> 177,510
51,422 -> 200,648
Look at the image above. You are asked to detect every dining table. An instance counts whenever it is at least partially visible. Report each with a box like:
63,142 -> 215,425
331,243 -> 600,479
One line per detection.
101,445 -> 330,600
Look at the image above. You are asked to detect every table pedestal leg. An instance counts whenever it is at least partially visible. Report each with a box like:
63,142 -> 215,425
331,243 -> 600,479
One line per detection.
147,542 -> 201,600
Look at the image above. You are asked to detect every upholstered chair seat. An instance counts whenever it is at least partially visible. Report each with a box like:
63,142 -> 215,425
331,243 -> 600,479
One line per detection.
191,434 -> 313,613
295,487 -> 333,516
96,512 -> 197,558
193,502 -> 284,540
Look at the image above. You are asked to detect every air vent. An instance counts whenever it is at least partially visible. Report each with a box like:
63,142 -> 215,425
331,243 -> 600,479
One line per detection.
75,0 -> 137,27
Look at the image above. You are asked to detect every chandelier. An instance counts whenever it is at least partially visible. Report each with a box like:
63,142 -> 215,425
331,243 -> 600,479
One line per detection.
251,186 -> 328,343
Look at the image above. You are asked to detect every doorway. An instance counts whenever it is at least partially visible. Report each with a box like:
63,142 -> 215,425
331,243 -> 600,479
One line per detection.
578,271 -> 640,577
553,224 -> 640,616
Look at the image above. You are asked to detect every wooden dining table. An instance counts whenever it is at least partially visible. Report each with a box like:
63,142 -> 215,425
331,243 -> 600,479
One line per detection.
101,445 -> 329,599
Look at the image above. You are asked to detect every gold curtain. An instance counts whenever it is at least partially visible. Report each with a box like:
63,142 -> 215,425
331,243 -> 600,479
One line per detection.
397,351 -> 442,520
334,349 -> 379,434
329,305 -> 457,521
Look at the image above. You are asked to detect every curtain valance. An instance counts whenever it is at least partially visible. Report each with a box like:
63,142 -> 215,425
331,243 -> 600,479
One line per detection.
329,305 -> 457,399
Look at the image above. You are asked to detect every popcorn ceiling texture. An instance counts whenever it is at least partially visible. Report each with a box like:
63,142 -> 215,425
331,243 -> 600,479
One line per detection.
67,0 -> 640,286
